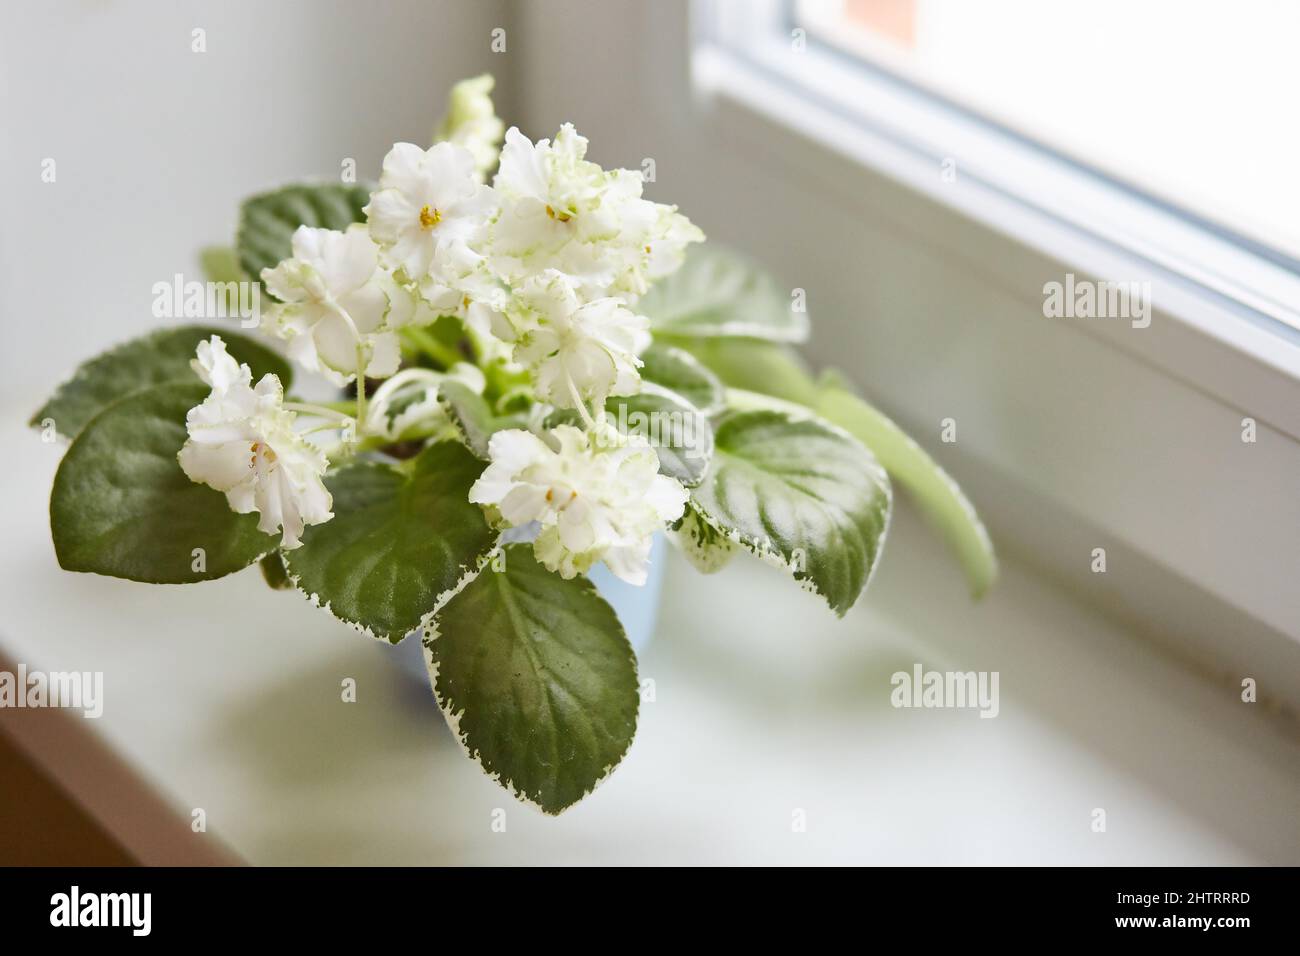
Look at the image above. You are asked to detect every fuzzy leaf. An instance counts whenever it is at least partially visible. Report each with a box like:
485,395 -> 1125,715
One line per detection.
284,441 -> 495,642
690,410 -> 891,616
237,182 -> 372,293
671,336 -> 997,599
426,544 -> 639,814
31,326 -> 291,442
50,383 -> 277,582
437,380 -> 524,460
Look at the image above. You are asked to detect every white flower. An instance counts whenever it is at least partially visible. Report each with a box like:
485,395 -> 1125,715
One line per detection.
489,124 -> 703,302
417,248 -> 513,345
469,424 -> 687,584
510,270 -> 649,409
178,336 -> 333,549
261,224 -> 417,387
434,74 -> 505,182
363,362 -> 487,442
364,141 -> 496,286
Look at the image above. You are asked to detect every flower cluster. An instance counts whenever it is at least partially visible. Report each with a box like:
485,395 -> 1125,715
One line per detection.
180,75 -> 702,583
470,425 -> 687,585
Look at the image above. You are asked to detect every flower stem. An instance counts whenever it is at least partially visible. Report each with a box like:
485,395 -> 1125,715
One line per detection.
565,370 -> 598,430
355,345 -> 368,426
284,401 -> 356,423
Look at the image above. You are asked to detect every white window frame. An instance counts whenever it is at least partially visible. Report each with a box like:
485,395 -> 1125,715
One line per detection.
512,0 -> 1300,701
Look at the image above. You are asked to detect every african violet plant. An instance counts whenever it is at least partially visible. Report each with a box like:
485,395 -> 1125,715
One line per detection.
34,76 -> 995,814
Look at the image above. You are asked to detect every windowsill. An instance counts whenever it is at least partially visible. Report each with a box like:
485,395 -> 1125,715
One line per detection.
4,413 -> 1299,863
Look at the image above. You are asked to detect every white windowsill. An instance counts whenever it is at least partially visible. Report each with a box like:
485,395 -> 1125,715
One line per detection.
4,412 -> 1298,864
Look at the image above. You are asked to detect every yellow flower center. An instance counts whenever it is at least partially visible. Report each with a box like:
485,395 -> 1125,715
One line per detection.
419,205 -> 442,229
545,204 -> 572,223
250,441 -> 277,467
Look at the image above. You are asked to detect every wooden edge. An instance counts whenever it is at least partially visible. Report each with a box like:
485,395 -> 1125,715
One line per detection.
0,648 -> 244,866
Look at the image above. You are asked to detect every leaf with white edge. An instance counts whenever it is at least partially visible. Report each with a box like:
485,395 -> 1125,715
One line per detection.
50,383 -> 277,583
657,334 -> 820,406
669,502 -> 736,574
425,544 -> 638,815
237,182 -> 372,293
437,380 -> 525,460
638,343 -> 724,414
815,373 -> 997,598
690,410 -> 891,616
674,337 -> 997,600
638,244 -> 810,343
31,326 -> 292,442
285,441 -> 494,642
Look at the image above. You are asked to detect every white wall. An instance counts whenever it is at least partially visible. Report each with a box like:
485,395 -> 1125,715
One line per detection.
1,0 -> 510,405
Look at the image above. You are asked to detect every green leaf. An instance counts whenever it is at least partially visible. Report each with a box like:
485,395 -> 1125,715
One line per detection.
199,245 -> 245,283
814,375 -> 997,598
638,343 -> 724,414
259,551 -> 292,590
657,335 -> 820,406
50,383 -> 277,582
669,503 -> 735,574
31,325 -> 292,442
690,410 -> 891,616
426,544 -> 639,815
236,182 -> 372,292
437,380 -> 524,460
671,336 -> 998,599
639,244 -> 809,342
284,441 -> 495,643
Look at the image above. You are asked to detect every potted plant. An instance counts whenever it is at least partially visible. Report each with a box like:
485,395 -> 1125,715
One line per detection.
33,76 -> 995,814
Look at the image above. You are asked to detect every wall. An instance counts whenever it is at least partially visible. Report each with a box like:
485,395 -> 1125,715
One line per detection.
1,0 -> 511,405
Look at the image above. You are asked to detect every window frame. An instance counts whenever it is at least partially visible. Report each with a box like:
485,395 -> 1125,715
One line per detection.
514,0 -> 1300,687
